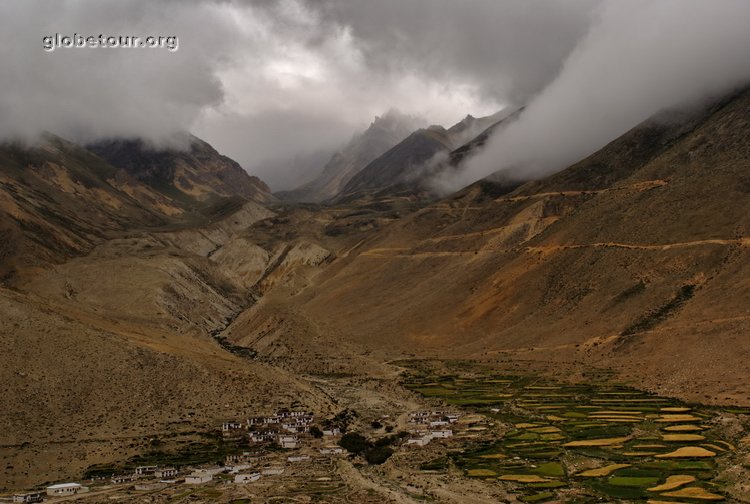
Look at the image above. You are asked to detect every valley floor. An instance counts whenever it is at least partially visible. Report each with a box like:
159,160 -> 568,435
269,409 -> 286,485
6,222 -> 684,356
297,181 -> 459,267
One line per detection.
3,358 -> 750,503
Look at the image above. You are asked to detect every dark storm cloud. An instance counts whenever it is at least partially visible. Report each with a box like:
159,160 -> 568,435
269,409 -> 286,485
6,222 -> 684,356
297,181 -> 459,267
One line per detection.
439,0 -> 750,191
310,0 -> 599,104
0,0 -> 601,189
0,0 -> 232,145
5,1 -> 748,192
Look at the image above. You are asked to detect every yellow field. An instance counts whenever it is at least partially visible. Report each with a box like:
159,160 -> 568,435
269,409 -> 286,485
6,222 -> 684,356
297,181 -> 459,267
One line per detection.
656,414 -> 702,423
655,446 -> 716,458
647,475 -> 696,492
563,436 -> 630,447
592,410 -> 644,415
529,426 -> 561,434
661,486 -> 724,500
701,443 -> 726,452
467,469 -> 497,477
498,474 -> 549,483
594,417 -> 642,423
661,434 -> 706,442
647,501 -> 692,504
663,424 -> 704,432
579,464 -> 631,477
660,407 -> 692,413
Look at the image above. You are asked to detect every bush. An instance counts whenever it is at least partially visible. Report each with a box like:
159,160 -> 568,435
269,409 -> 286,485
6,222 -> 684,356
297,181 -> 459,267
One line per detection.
365,446 -> 393,465
309,426 -> 323,438
371,420 -> 383,429
339,432 -> 370,454
373,434 -> 399,447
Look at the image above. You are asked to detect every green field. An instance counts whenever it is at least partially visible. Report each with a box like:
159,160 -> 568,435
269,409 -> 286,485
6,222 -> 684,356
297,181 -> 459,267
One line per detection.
400,361 -> 746,502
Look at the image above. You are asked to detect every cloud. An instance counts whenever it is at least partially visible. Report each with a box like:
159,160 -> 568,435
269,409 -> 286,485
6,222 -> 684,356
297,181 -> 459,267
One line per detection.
1,0 -> 602,190
441,0 -> 750,191
0,0 -> 233,145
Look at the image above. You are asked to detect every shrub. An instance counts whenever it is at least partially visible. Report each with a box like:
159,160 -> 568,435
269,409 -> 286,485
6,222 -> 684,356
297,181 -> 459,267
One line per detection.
339,432 -> 370,454
365,446 -> 393,465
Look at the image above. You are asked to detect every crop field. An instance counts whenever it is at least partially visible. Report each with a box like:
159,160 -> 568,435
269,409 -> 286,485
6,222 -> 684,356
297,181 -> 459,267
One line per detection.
401,361 -> 749,502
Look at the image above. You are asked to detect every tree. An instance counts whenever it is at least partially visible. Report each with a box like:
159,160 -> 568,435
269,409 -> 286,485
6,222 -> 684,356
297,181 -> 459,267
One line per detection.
365,446 -> 393,465
309,426 -> 323,438
339,432 -> 370,454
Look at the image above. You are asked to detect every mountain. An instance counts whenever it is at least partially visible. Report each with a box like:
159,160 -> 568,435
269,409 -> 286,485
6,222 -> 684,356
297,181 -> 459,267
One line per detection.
276,110 -> 423,203
0,134 -> 320,488
338,125 -> 454,198
0,134 -> 178,283
337,110 -> 514,200
234,86 -> 750,408
88,134 -> 275,206
447,107 -> 524,168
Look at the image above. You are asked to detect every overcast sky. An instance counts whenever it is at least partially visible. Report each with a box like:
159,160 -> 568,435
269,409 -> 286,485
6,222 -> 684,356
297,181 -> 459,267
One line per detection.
2,1 -> 750,191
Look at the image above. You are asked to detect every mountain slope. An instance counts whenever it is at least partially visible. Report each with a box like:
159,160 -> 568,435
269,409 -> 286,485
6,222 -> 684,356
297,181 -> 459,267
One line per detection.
338,126 -> 454,198
236,86 -> 750,406
88,134 -> 275,205
337,110 -> 517,200
0,134 -> 181,283
277,111 -> 423,203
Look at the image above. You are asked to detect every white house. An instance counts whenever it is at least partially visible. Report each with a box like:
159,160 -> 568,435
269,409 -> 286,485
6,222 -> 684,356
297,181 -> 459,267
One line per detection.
429,420 -> 450,427
409,411 -> 430,423
185,473 -> 213,484
112,474 -> 136,484
431,429 -> 453,438
226,463 -> 251,474
406,433 -> 433,447
278,435 -> 299,449
250,430 -> 279,443
135,482 -> 167,492
226,452 -> 262,465
322,428 -> 341,436
287,455 -> 310,462
234,473 -> 261,484
319,447 -> 344,455
13,493 -> 43,503
282,422 -> 310,434
46,483 -> 87,496
261,466 -> 285,476
155,467 -> 178,479
135,466 -> 158,476
194,466 -> 224,476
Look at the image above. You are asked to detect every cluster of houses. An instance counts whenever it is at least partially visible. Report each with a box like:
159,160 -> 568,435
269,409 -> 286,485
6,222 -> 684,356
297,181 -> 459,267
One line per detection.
405,410 -> 459,447
11,482 -> 90,502
110,465 -> 178,485
9,410 -> 350,500
222,409 -> 326,450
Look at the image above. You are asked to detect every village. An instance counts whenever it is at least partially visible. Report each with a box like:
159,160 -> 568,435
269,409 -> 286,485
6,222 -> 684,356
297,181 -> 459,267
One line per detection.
3,407 -> 483,503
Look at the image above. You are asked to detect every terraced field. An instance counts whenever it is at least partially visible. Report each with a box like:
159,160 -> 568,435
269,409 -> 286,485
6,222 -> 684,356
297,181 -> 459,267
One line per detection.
402,362 -> 750,503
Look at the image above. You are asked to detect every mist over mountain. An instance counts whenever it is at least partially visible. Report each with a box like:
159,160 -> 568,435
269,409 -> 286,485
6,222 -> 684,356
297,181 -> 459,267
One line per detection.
278,110 -> 424,202
438,0 -> 750,192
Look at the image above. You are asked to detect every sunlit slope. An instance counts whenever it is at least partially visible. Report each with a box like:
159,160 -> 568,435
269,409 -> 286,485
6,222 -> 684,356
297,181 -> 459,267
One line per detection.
276,88 -> 750,402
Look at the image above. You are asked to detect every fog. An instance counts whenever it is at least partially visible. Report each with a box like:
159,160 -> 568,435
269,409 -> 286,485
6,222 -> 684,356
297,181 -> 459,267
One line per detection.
0,0 -> 597,189
3,1 -> 749,191
439,0 -> 750,191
